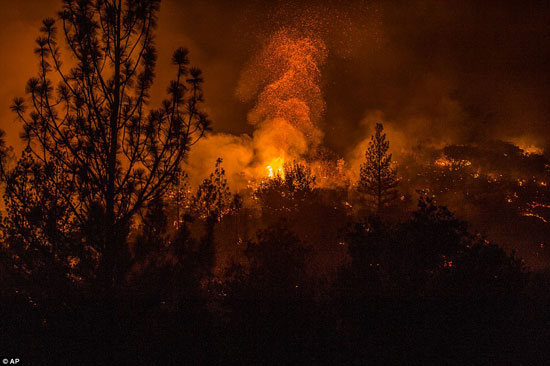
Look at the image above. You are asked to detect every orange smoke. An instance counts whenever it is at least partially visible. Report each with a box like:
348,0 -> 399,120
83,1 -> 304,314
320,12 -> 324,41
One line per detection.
185,28 -> 330,186
238,28 -> 327,152
241,29 -> 327,147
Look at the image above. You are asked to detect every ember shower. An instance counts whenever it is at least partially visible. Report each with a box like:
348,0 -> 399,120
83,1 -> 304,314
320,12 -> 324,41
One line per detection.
0,0 -> 548,266
1,1 -> 550,364
177,1 -> 550,268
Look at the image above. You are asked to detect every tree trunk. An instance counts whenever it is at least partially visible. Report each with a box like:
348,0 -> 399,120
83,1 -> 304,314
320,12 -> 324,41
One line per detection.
377,145 -> 382,212
103,0 -> 122,295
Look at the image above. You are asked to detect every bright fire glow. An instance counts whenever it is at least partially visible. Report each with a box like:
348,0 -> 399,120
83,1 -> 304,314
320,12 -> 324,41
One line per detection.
237,28 -> 328,183
266,157 -> 285,178
523,145 -> 544,155
434,157 -> 472,169
510,138 -> 544,156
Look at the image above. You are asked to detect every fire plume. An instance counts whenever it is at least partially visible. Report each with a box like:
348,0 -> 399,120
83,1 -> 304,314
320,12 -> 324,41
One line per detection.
238,28 -> 328,179
186,28 -> 329,187
266,157 -> 285,178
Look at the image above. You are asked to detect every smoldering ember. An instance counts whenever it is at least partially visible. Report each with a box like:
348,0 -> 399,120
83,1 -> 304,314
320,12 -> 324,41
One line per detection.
0,0 -> 549,364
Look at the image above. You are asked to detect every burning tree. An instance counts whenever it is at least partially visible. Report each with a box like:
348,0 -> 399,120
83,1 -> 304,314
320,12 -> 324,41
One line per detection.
358,123 -> 398,212
191,158 -> 240,226
2,0 -> 210,295
254,161 -> 317,214
191,158 -> 241,269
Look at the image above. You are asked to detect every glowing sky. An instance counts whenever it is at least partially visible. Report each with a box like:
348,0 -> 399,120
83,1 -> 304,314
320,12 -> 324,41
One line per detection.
1,0 -> 549,156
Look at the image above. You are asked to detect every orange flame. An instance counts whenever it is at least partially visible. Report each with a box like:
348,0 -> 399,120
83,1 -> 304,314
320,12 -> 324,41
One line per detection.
266,156 -> 285,178
237,28 -> 328,182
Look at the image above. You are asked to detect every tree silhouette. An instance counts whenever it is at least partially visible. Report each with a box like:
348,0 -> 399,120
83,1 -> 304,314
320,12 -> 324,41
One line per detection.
127,195 -> 207,309
358,123 -> 398,211
192,158 -> 238,226
224,222 -> 309,300
3,0 -> 210,293
254,161 -> 317,214
191,158 -> 240,270
1,149 -> 88,300
338,194 -> 526,299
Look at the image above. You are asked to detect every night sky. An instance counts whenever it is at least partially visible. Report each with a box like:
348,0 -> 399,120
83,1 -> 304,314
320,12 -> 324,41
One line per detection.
2,0 -> 549,156
3,3 -> 550,363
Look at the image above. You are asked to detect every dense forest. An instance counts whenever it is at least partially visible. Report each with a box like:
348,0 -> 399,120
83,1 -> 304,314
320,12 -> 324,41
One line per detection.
1,0 -> 550,364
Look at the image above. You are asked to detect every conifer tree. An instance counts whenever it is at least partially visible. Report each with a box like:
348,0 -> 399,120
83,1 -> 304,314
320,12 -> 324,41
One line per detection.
358,123 -> 398,211
254,161 -> 317,213
192,158 -> 238,225
2,0 -> 210,293
191,158 -> 240,271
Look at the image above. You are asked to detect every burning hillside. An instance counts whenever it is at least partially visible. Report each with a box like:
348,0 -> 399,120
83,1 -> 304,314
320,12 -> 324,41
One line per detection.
179,21 -> 550,270
3,1 -> 550,364
397,141 -> 550,268
185,28 -> 328,188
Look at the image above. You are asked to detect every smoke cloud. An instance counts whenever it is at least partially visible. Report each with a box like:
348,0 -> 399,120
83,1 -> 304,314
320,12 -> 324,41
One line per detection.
187,28 -> 328,186
1,0 -> 549,183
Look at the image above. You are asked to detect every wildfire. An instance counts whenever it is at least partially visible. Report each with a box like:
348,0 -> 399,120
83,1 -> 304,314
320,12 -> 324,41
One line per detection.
243,29 -> 327,142
522,212 -> 550,224
523,146 -> 544,156
510,138 -> 544,156
266,157 -> 285,178
529,202 -> 550,209
434,157 -> 472,170
520,201 -> 550,224
235,28 -> 328,183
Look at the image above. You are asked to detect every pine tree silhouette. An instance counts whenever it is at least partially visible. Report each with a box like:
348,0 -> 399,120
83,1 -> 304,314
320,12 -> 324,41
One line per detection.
3,0 -> 210,294
191,158 -> 240,271
254,161 -> 317,213
358,123 -> 398,211
192,158 -> 236,225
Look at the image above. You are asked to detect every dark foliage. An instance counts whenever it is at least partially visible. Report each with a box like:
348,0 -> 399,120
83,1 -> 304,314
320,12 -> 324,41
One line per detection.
1,0 -> 210,298
358,122 -> 399,211
253,160 -> 317,218
0,2 -> 549,365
